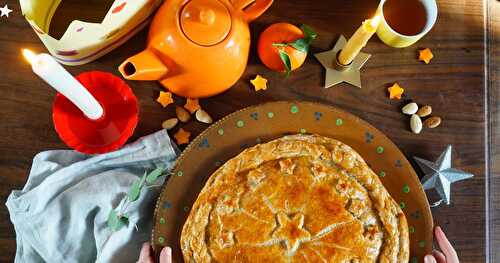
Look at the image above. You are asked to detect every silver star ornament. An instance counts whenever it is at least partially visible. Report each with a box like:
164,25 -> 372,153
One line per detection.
414,145 -> 474,206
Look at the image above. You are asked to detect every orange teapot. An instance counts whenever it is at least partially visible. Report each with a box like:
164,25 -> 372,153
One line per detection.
119,0 -> 273,98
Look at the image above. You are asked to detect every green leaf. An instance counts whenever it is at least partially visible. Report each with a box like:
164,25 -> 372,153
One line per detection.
128,171 -> 146,202
290,38 -> 309,53
127,180 -> 141,202
146,167 -> 165,184
301,25 -> 317,43
107,210 -> 129,232
278,50 -> 292,77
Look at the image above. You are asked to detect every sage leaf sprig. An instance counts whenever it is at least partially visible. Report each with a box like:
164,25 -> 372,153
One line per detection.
107,167 -> 167,232
272,25 -> 317,76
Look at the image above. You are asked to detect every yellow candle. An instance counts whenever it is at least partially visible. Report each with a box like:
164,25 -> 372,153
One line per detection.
338,15 -> 380,65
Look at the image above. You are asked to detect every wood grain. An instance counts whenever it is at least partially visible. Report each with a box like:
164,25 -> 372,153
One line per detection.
487,0 -> 500,262
0,0 -> 494,262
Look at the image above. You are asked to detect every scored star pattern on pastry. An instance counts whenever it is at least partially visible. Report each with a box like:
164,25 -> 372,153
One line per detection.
271,212 -> 311,255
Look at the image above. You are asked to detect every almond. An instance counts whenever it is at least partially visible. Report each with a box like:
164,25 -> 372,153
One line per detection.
195,109 -> 213,124
402,102 -> 419,115
417,105 -> 432,118
161,118 -> 178,130
176,106 -> 191,123
424,116 -> 441,128
410,114 -> 423,134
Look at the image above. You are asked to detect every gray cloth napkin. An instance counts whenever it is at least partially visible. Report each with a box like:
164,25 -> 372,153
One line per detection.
6,130 -> 178,263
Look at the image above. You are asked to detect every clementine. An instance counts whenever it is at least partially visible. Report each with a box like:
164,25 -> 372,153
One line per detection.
258,23 -> 316,74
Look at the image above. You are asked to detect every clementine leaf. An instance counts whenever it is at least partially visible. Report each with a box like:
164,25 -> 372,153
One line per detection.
278,50 -> 292,76
301,25 -> 317,43
290,38 -> 309,53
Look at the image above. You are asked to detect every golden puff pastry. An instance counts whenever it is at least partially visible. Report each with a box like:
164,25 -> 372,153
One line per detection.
181,134 -> 409,262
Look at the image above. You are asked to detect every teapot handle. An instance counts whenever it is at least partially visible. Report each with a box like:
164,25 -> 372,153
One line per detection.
233,0 -> 273,22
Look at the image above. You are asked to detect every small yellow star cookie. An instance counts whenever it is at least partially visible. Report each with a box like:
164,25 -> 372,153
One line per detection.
184,98 -> 200,114
174,128 -> 191,145
250,75 -> 268,91
418,48 -> 434,64
156,91 -> 174,108
388,83 -> 404,100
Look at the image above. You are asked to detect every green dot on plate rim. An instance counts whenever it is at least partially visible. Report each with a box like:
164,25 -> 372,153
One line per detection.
290,105 -> 299,113
403,185 -> 410,193
183,206 -> 190,212
399,201 -> 406,209
376,146 -> 384,154
411,257 -> 418,263
379,171 -> 386,177
158,237 -> 165,244
336,118 -> 343,126
177,171 -> 183,177
159,218 -> 166,224
418,240 -> 425,248
218,128 -> 224,135
267,112 -> 274,118
300,128 -> 307,134
236,120 -> 244,128
409,226 -> 415,234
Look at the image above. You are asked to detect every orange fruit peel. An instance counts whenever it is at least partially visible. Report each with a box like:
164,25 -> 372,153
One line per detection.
174,128 -> 191,145
258,23 -> 317,75
250,75 -> 268,91
156,91 -> 174,108
419,48 -> 434,64
184,98 -> 200,114
388,83 -> 405,100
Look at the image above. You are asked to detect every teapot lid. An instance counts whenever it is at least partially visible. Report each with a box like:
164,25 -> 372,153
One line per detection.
180,0 -> 232,46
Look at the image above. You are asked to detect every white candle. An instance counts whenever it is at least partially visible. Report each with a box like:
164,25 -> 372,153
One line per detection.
338,15 -> 381,65
22,49 -> 104,120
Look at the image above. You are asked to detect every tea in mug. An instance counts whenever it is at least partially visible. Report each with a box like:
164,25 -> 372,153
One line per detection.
383,0 -> 428,36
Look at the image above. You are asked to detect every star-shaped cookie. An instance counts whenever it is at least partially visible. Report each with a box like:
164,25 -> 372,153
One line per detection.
418,48 -> 434,64
387,83 -> 404,100
156,91 -> 174,108
184,98 -> 200,114
0,4 -> 12,18
250,75 -> 268,91
174,128 -> 191,145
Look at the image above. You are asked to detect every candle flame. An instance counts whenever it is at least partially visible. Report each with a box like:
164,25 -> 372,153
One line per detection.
22,49 -> 37,64
370,15 -> 381,29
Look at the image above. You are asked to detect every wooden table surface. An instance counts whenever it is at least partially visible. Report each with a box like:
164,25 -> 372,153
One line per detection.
0,0 -> 498,262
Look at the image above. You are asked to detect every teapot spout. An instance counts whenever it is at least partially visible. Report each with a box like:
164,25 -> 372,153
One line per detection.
118,50 -> 168,81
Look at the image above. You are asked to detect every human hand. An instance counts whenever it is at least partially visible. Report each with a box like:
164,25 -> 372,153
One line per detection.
137,242 -> 172,263
424,226 -> 459,263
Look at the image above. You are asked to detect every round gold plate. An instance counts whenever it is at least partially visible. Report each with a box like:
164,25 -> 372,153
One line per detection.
153,101 -> 433,263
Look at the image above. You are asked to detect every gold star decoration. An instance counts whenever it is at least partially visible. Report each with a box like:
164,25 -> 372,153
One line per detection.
174,128 -> 191,145
387,83 -> 405,100
314,35 -> 371,89
418,48 -> 434,64
271,212 -> 311,255
184,98 -> 200,114
250,75 -> 268,91
156,91 -> 174,108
